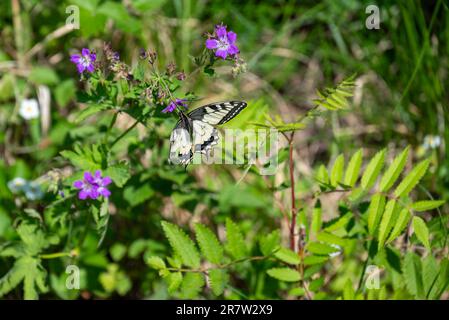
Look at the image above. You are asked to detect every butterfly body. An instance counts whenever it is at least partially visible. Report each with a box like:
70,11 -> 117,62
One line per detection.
169,101 -> 247,165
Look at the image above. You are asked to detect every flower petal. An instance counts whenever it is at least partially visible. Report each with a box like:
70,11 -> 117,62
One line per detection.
73,180 -> 84,189
78,190 -> 89,200
216,25 -> 227,38
227,31 -> 237,43
70,54 -> 81,63
84,171 -> 94,184
81,48 -> 90,56
89,53 -> 97,62
86,64 -> 95,73
227,44 -> 239,55
89,188 -> 99,199
102,176 -> 112,186
94,170 -> 102,179
77,64 -> 85,74
99,187 -> 111,198
215,49 -> 228,59
206,39 -> 218,49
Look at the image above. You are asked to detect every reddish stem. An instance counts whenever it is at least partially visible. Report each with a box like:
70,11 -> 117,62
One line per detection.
288,133 -> 297,251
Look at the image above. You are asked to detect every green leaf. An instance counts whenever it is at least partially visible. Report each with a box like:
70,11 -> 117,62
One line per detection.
379,146 -> 409,192
303,255 -> 329,265
180,272 -> 204,299
367,194 -> 386,235
274,247 -> 300,265
103,162 -> 131,188
422,255 -> 439,299
209,269 -> 228,296
361,149 -> 386,190
259,230 -> 280,256
194,224 -> 224,264
310,200 -> 322,238
28,67 -> 59,85
411,200 -> 445,212
146,256 -> 166,270
267,268 -> 301,282
225,219 -> 247,259
387,209 -> 411,243
394,159 -> 430,198
316,231 -> 347,247
306,242 -> 340,256
330,154 -> 344,187
344,149 -> 363,187
110,243 -> 127,262
161,221 -> 200,268
377,200 -> 399,249
167,272 -> 182,294
316,164 -> 329,185
412,216 -> 430,250
54,79 -> 76,108
324,213 -> 352,232
73,104 -> 111,123
403,252 -> 424,298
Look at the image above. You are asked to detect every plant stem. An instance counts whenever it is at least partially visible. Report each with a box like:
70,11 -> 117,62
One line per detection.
40,252 -> 71,259
109,117 -> 141,148
288,132 -> 297,251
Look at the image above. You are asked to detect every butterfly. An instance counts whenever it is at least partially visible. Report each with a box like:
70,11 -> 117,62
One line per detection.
169,101 -> 247,165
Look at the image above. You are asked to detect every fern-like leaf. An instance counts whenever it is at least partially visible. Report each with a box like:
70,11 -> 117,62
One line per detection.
394,159 -> 430,198
225,219 -> 248,259
361,149 -> 386,190
194,224 -> 224,265
161,221 -> 200,268
313,75 -> 356,110
379,146 -> 409,192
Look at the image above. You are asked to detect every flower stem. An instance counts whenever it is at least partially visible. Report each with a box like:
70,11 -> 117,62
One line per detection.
109,117 -> 141,148
288,132 -> 297,251
39,252 -> 71,259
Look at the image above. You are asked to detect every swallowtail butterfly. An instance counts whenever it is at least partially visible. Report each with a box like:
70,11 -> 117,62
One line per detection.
169,101 -> 247,165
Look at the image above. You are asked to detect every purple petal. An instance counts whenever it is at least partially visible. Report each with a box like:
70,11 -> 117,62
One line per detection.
99,187 -> 111,198
227,44 -> 239,55
70,54 -> 80,63
216,25 -> 227,38
78,190 -> 89,200
77,63 -> 85,74
215,49 -> 228,59
102,176 -> 112,186
94,170 -> 102,179
84,172 -> 95,184
162,102 -> 176,113
206,39 -> 218,49
90,53 -> 97,62
73,180 -> 84,189
89,188 -> 99,199
81,48 -> 90,56
86,64 -> 95,73
227,31 -> 237,43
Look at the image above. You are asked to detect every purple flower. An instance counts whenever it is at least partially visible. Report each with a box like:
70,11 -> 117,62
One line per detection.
73,170 -> 112,200
205,24 -> 239,59
162,98 -> 188,113
70,48 -> 96,74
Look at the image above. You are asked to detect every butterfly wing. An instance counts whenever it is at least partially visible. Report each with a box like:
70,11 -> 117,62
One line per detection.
187,101 -> 247,125
192,120 -> 219,154
169,118 -> 193,165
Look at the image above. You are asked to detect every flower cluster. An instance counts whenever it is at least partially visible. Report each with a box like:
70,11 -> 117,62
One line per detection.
73,170 -> 112,200
70,48 -> 96,74
206,24 -> 239,60
7,177 -> 44,200
162,98 -> 188,113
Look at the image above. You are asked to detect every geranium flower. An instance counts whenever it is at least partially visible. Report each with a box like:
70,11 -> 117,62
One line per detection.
162,98 -> 188,113
206,24 -> 239,59
7,177 -> 27,193
70,48 -> 96,74
19,99 -> 40,120
73,170 -> 112,200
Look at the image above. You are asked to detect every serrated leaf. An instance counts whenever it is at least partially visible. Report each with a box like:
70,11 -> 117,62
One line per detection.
180,272 -> 204,299
344,149 -> 362,187
306,242 -> 340,256
330,154 -> 344,187
73,104 -> 111,123
379,146 -> 409,192
194,224 -> 224,265
161,221 -> 200,268
146,256 -> 166,270
316,231 -> 347,247
377,200 -> 398,249
209,269 -> 228,296
103,162 -> 130,188
411,200 -> 445,212
259,230 -> 280,256
310,200 -> 322,239
367,194 -> 386,235
403,252 -> 424,298
412,216 -> 430,250
274,247 -> 300,265
267,268 -> 301,282
316,164 -> 329,185
361,149 -> 386,190
225,219 -> 247,259
167,272 -> 182,294
394,159 -> 430,198
422,255 -> 439,299
387,209 -> 411,243
324,213 -> 352,232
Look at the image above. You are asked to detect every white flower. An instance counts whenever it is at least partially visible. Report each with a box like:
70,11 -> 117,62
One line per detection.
19,99 -> 40,120
24,181 -> 44,200
7,177 -> 28,193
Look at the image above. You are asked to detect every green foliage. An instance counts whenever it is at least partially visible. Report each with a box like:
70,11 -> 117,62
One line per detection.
313,75 -> 355,110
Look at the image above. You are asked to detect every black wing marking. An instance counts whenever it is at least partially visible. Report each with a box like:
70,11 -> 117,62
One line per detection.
187,101 -> 247,125
169,118 -> 193,165
192,120 -> 219,154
